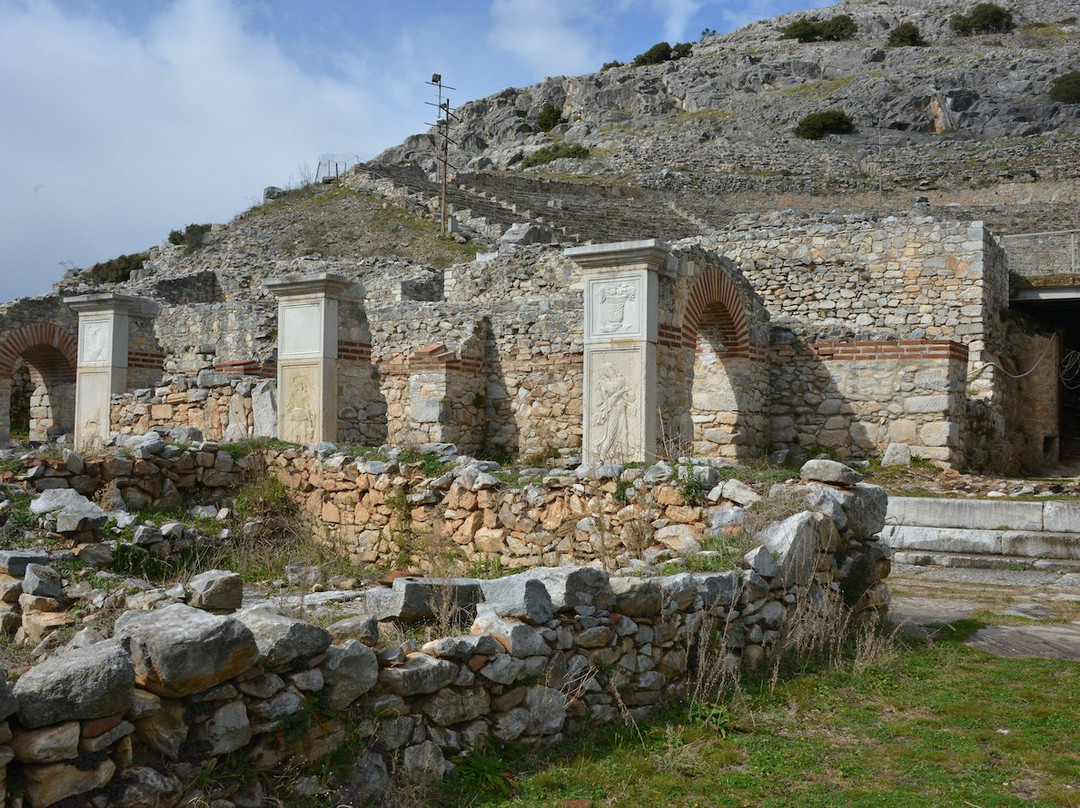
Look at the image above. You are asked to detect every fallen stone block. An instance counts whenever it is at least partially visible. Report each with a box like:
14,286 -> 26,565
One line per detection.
115,603 -> 258,697
13,641 -> 135,729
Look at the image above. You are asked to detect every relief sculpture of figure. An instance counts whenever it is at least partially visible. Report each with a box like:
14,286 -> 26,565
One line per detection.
284,375 -> 315,439
594,362 -> 631,459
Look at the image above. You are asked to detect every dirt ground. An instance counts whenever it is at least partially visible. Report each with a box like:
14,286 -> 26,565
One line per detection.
887,564 -> 1080,661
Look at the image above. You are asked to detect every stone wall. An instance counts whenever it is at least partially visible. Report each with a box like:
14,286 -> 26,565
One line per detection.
0,451 -> 889,806
769,340 -> 970,464
110,375 -> 275,444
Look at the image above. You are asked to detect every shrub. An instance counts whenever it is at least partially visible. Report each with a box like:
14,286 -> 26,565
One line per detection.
793,109 -> 855,139
633,41 -> 672,66
887,21 -> 925,46
780,19 -> 820,42
950,3 -> 1015,35
536,103 -> 563,132
820,13 -> 857,41
84,252 -> 148,284
1050,70 -> 1080,103
168,222 -> 212,253
601,60 -> 623,71
672,42 -> 693,59
521,143 -> 590,168
780,14 -> 857,43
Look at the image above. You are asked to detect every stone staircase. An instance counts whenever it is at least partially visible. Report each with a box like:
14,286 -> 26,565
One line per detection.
884,497 -> 1080,572
357,163 -> 704,246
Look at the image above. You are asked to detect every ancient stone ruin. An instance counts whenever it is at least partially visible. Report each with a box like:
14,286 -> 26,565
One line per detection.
0,215 -> 1054,475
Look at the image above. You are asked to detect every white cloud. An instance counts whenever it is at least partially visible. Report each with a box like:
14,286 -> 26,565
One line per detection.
486,0 -> 603,78
710,0 -> 833,32
650,0 -> 704,42
0,0 -> 415,300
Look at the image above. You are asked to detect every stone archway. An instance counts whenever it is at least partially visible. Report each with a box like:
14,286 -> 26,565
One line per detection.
682,265 -> 769,461
0,323 -> 78,443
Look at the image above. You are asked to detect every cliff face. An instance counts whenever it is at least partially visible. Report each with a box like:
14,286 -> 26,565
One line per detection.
375,0 -> 1080,197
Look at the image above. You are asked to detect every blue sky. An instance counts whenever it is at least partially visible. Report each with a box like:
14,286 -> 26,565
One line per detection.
0,0 -> 827,301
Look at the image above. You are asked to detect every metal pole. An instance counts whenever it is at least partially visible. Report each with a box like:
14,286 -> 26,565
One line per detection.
441,101 -> 450,234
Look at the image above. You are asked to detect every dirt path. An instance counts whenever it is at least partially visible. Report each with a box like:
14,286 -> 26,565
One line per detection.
887,565 -> 1080,661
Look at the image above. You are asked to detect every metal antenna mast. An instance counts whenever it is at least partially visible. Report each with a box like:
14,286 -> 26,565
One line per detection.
425,74 -> 459,234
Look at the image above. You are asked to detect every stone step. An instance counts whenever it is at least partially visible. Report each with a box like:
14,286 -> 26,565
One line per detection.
883,525 -> 1080,560
893,550 -> 1080,573
886,496 -> 1080,533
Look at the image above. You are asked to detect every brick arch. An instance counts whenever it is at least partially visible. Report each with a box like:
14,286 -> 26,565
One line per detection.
0,323 -> 78,383
682,266 -> 751,358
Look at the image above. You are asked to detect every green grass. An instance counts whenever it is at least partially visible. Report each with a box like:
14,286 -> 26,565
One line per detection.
437,625 -> 1080,806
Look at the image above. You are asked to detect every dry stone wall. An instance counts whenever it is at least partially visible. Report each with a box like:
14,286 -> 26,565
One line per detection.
0,448 -> 889,806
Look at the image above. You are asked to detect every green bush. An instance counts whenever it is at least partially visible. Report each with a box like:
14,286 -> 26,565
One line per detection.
521,143 -> 590,168
780,14 -> 857,43
672,42 -> 693,59
793,109 -> 855,139
84,252 -> 148,284
821,14 -> 857,41
950,3 -> 1014,35
1050,70 -> 1080,103
887,21 -> 925,46
168,222 -> 212,253
601,60 -> 623,71
536,103 -> 563,132
633,41 -> 672,66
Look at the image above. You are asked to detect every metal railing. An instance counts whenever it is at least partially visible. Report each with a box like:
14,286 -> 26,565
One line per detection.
315,153 -> 362,183
1001,229 -> 1080,278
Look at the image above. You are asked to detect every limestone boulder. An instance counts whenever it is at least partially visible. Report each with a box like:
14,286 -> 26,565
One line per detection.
524,685 -> 566,735
520,566 -> 613,612
114,603 -> 258,697
235,607 -> 332,669
23,758 -> 116,807
757,511 -> 822,587
610,577 -> 662,616
479,573 -> 554,624
402,740 -> 446,782
189,699 -> 251,755
11,721 -> 80,762
799,458 -> 863,486
328,614 -> 379,646
842,483 -> 888,540
29,488 -> 107,533
743,545 -> 776,578
186,569 -> 243,612
365,577 -> 483,622
422,686 -> 490,726
421,633 -> 503,661
471,605 -> 550,657
22,564 -> 62,599
320,640 -> 379,710
107,765 -> 185,808
13,641 -> 135,728
0,549 -> 48,576
379,653 -> 459,697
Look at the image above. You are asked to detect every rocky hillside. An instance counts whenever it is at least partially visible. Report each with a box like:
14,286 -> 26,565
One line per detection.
376,0 -> 1080,233
47,0 -> 1080,300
